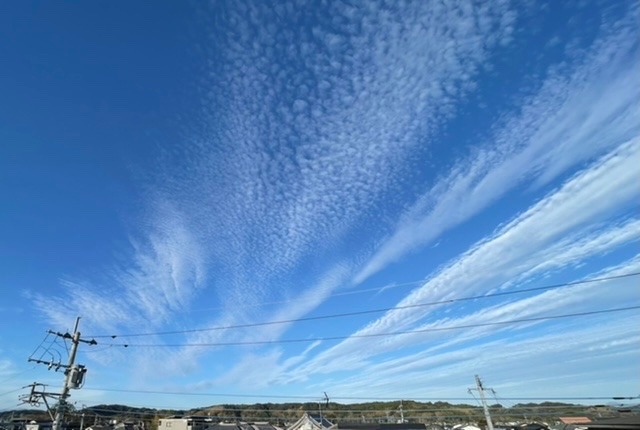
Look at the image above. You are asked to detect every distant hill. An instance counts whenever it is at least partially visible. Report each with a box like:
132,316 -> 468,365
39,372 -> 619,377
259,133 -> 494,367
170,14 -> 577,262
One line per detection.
1,401 -> 630,428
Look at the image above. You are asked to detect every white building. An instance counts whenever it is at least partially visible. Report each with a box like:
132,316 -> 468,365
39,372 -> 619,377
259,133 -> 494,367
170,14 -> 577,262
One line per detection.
287,413 -> 336,430
158,417 -> 209,430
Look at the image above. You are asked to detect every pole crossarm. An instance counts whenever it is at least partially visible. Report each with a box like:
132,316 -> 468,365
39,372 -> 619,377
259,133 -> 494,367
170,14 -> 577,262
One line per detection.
19,382 -> 61,421
47,330 -> 98,345
24,317 -> 95,430
469,375 -> 495,430
27,358 -> 69,369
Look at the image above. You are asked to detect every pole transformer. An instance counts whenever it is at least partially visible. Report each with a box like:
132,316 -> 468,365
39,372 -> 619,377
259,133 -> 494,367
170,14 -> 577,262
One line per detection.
25,317 -> 95,430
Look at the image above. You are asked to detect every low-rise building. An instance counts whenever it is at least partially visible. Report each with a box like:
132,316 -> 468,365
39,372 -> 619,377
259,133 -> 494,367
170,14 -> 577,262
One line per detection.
158,417 -> 209,430
288,413 -> 336,430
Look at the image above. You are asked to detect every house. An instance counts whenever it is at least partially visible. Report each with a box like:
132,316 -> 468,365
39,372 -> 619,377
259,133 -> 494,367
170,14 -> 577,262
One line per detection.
583,416 -> 640,430
514,424 -> 549,430
84,425 -> 111,430
337,423 -> 427,430
158,417 -> 209,430
25,421 -> 52,430
158,418 -> 283,430
287,412 -> 426,430
560,419 -> 591,426
251,423 -> 284,430
287,413 -> 336,430
207,423 -> 252,430
207,423 -> 282,430
452,426 -> 480,430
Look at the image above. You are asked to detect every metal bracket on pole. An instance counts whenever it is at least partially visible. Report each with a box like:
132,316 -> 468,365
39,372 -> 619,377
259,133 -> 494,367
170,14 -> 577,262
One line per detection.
468,375 -> 495,430
22,317 -> 97,430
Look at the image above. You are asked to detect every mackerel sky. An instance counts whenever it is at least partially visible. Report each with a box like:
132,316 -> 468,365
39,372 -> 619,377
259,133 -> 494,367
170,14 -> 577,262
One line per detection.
1,0 -> 639,410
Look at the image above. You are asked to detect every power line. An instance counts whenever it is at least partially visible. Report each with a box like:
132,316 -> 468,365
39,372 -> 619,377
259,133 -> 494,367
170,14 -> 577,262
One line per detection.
87,272 -> 640,339
8,395 -> 618,410
79,387 -> 637,401
28,332 -> 52,361
67,400 -> 605,414
188,278 -> 433,314
0,365 -> 36,386
63,401 -> 600,418
99,305 -> 640,348
82,345 -> 118,354
22,318 -> 94,430
0,388 -> 24,397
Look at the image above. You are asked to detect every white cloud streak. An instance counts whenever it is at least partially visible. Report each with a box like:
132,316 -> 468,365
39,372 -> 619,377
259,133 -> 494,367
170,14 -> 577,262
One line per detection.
35,0 -> 521,378
31,204 -> 206,338
272,140 -> 640,382
28,1 -> 640,401
355,10 -> 640,283
35,0 -> 519,348
325,312 -> 640,399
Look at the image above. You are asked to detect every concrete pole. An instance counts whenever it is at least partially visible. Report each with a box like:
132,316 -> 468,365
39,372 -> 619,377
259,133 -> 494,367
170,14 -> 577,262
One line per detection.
475,375 -> 495,430
53,317 -> 81,430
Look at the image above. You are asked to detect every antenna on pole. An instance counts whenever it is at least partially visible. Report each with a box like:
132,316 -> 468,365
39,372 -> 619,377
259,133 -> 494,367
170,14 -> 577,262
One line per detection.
318,392 -> 329,426
468,375 -> 495,430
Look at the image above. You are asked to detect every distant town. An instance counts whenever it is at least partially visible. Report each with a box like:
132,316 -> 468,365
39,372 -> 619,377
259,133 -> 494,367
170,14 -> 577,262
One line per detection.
1,400 -> 638,430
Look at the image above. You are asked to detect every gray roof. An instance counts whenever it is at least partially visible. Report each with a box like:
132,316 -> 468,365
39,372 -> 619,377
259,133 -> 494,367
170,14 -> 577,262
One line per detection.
584,416 -> 640,430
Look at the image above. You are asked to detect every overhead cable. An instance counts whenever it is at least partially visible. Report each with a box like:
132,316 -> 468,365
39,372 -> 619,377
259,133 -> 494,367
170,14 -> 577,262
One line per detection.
100,305 -> 639,348
80,387 -> 637,401
188,278 -> 434,314
70,404 -> 599,416
87,272 -> 640,339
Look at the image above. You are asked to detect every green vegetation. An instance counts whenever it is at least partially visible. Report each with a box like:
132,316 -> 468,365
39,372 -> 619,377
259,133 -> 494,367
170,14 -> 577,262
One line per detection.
0,401 -> 628,429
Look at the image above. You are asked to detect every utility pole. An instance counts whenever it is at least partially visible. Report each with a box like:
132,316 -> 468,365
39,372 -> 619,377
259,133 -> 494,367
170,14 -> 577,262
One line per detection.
53,317 -> 81,430
24,317 -> 96,430
19,382 -> 60,421
469,375 -> 495,430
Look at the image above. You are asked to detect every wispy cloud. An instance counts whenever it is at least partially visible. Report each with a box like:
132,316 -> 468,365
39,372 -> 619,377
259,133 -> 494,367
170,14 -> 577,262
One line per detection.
27,1 -> 640,402
135,263 -> 352,380
267,140 -> 640,383
273,254 -> 640,397
164,0 -> 518,298
30,203 -> 206,338
325,312 -> 640,399
355,9 -> 640,283
34,0 -> 521,371
502,217 -> 640,287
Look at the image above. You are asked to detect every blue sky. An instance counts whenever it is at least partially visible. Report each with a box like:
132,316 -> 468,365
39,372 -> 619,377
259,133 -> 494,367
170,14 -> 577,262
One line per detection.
1,0 -> 639,412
